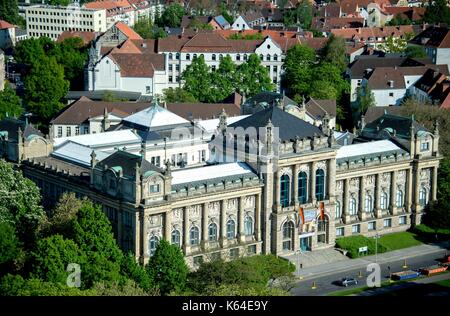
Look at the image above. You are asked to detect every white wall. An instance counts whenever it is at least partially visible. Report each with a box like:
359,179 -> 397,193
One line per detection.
231,16 -> 251,30
372,88 -> 406,106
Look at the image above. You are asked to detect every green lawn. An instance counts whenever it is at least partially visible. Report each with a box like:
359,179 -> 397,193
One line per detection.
328,281 -> 392,296
378,232 -> 422,251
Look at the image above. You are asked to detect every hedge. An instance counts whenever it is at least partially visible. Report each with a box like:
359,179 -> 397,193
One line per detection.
335,235 -> 388,258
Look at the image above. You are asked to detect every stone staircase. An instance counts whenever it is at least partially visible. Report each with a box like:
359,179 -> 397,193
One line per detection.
283,248 -> 350,269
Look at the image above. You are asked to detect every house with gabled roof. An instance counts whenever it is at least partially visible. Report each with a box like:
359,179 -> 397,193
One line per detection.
231,11 -> 266,30
409,26 -> 450,66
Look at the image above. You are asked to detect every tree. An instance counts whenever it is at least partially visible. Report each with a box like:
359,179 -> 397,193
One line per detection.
133,16 -> 153,39
156,3 -> 185,28
91,279 -> 156,296
151,26 -> 168,39
45,0 -> 70,5
0,0 -> 21,25
219,2 -> 233,24
182,55 -> 213,102
55,37 -> 88,90
283,44 -> 316,97
387,14 -> 412,26
120,253 -> 153,292
295,0 -> 313,30
310,80 -> 338,99
30,235 -> 87,285
424,0 -> 450,24
377,35 -> 408,53
313,62 -> 349,98
323,35 -> 347,72
188,17 -> 214,30
355,84 -> 375,114
205,283 -> 289,296
211,55 -> 238,102
0,160 -> 45,247
14,37 -> 53,68
163,87 -> 197,103
235,54 -> 275,97
71,200 -> 124,288
146,240 -> 188,295
0,85 -> 23,120
405,45 -> 427,58
24,56 -> 69,122
0,222 -> 24,276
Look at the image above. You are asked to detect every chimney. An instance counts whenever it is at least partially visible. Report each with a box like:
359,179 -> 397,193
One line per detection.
388,80 -> 394,88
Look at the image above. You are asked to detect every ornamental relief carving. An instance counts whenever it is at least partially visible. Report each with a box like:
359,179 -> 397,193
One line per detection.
397,170 -> 406,183
420,168 -> 431,181
172,208 -> 183,221
381,172 -> 391,184
148,228 -> 162,238
208,202 -> 220,215
244,195 -> 255,208
148,214 -> 162,227
336,180 -> 343,193
189,205 -> 201,218
227,198 -> 237,210
349,178 -> 360,191
365,175 -> 375,187
316,161 -> 326,171
298,164 -> 310,174
280,167 -> 292,176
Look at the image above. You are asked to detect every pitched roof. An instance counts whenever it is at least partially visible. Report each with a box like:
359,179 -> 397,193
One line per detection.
410,26 -> 450,48
57,30 -> 97,45
114,21 -> 142,40
96,150 -> 163,178
384,7 -> 426,21
331,25 -> 415,41
166,102 -> 241,120
305,98 -> 337,119
363,106 -> 404,123
229,105 -> 324,141
109,53 -> 165,77
366,67 -> 406,90
0,117 -> 44,140
242,11 -> 265,24
0,20 -> 14,30
181,15 -> 212,28
50,97 -> 151,125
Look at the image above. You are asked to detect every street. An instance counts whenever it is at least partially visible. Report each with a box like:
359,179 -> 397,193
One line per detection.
290,246 -> 450,296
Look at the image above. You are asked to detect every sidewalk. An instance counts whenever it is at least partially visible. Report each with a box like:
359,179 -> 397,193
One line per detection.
293,241 -> 450,281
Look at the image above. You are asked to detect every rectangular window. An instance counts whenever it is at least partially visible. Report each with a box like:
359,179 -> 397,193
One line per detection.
420,142 -> 429,151
121,211 -> 133,253
151,156 -> 160,167
66,126 -> 71,137
149,184 -> 160,193
230,248 -> 239,259
383,218 -> 392,228
389,92 -> 394,97
352,224 -> 360,234
193,255 -> 203,266
57,126 -> 62,137
247,245 -> 257,254
336,227 -> 344,237
83,126 -> 89,134
399,216 -> 407,225
368,221 -> 376,231
210,252 -> 221,261
75,126 -> 80,135
146,86 -> 151,94
282,240 -> 291,250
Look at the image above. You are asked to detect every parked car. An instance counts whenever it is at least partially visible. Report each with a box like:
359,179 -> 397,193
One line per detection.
338,277 -> 358,287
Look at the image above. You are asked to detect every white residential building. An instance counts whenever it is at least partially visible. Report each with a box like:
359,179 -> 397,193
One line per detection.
25,4 -> 107,40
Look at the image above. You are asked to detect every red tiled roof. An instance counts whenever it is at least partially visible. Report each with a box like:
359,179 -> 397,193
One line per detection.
57,31 -> 97,45
0,20 -> 14,29
109,53 -> 164,77
384,7 -> 426,21
331,25 -> 415,41
115,21 -> 142,40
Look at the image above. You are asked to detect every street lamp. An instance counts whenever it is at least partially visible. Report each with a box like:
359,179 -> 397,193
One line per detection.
374,230 -> 380,263
296,249 -> 303,278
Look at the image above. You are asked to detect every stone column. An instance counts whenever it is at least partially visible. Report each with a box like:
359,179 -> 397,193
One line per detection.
293,164 -> 299,207
359,176 -> 366,221
311,161 -> 316,204
328,158 -> 336,201
164,210 -> 171,242
375,173 -> 382,218
135,211 -> 142,262
220,200 -> 227,247
390,171 -> 397,216
406,168 -> 413,213
255,194 -> 262,241
343,178 -> 351,223
141,212 -> 147,263
202,202 -> 209,249
414,167 -> 421,211
239,197 -> 245,243
274,171 -> 280,211
432,166 -> 438,201
183,207 -> 190,255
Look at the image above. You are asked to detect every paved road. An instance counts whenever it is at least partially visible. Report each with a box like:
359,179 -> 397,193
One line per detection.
290,245 -> 450,296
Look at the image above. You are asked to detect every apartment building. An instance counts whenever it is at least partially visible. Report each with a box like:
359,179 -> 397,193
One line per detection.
25,5 -> 107,40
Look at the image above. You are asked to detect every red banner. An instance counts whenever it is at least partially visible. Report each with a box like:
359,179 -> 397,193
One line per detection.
299,207 -> 305,226
320,202 -> 325,220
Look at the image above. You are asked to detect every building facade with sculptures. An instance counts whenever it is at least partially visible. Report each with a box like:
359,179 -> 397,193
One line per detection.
4,101 -> 441,267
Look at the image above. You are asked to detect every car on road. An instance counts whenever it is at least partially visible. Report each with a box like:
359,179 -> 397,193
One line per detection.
338,277 -> 358,287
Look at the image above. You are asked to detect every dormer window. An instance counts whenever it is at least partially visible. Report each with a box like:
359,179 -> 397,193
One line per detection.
149,184 -> 160,193
420,142 -> 430,152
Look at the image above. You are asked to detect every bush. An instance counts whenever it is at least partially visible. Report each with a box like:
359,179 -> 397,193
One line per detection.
412,224 -> 450,241
336,235 -> 388,258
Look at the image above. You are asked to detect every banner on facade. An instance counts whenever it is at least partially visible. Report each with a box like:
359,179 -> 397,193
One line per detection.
320,201 -> 325,220
298,207 -> 305,226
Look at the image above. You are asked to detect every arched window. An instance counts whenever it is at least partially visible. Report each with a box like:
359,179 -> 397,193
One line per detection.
380,191 -> 388,210
186,53 -> 190,60
149,235 -> 159,256
212,53 -> 216,61
175,52 -> 180,60
298,172 -> 308,204
190,226 -> 199,245
282,221 -> 294,250
274,54 -> 278,61
335,201 -> 342,219
244,215 -> 254,236
208,223 -> 218,242
193,53 -> 198,59
349,197 -> 357,215
169,53 -> 173,60
280,174 -> 290,207
365,195 -> 373,213
396,190 -> 404,208
259,54 -> 264,61
236,54 -> 240,61
219,54 -> 223,60
243,54 -> 248,61
266,54 -> 271,61
171,229 -> 181,247
315,169 -> 325,201
226,219 -> 235,239
419,186 -> 428,206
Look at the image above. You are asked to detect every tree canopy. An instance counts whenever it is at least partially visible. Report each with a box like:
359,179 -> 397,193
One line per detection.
0,85 -> 23,120
0,0 -> 22,25
423,0 -> 450,24
156,4 -> 185,28
163,87 -> 197,103
283,44 -> 316,98
405,45 -> 427,58
323,35 -> 347,72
